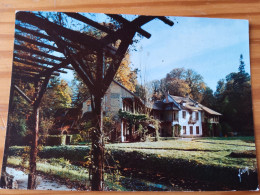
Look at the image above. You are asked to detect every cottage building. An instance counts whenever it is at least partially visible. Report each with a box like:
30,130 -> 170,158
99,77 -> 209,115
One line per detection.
150,94 -> 221,137
82,80 -> 145,142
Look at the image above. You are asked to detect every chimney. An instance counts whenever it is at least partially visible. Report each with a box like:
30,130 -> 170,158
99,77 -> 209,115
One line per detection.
165,91 -> 169,103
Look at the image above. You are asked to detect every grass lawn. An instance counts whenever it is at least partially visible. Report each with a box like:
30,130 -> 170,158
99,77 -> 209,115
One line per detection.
7,157 -> 90,184
6,136 -> 258,190
106,137 -> 257,170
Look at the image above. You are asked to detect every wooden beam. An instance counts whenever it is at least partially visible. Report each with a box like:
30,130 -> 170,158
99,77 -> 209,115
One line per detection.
76,54 -> 95,83
14,58 -> 49,69
33,75 -> 52,107
14,85 -> 33,104
132,15 -> 157,27
12,74 -> 54,82
103,30 -> 136,93
43,28 -> 96,93
13,66 -> 43,73
38,60 -> 70,77
14,44 -> 65,61
13,70 -> 40,77
16,25 -> 53,42
157,16 -> 174,26
64,13 -> 114,34
16,24 -> 81,52
101,15 -> 155,45
13,58 -> 67,74
14,54 -> 74,70
107,14 -> 151,38
15,34 -> 62,53
14,64 -> 66,74
16,12 -> 104,51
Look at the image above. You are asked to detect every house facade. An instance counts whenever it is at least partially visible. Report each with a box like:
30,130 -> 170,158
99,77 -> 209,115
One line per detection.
150,94 -> 221,137
82,80 -> 145,142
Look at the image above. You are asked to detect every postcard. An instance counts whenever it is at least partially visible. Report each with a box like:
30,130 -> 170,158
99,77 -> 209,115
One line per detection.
0,11 -> 258,191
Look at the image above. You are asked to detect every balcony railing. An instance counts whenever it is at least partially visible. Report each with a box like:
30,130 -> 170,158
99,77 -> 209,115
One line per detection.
188,116 -> 197,124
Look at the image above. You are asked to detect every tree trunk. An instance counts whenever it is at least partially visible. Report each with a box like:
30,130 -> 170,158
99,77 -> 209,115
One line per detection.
27,104 -> 39,189
91,96 -> 104,191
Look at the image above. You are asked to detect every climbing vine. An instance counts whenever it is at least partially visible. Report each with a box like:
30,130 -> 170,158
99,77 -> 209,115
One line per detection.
118,109 -> 160,141
118,109 -> 148,123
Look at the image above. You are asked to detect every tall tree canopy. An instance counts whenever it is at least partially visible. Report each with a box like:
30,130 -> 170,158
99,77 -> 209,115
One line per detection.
149,68 -> 206,102
114,54 -> 138,92
214,54 -> 253,135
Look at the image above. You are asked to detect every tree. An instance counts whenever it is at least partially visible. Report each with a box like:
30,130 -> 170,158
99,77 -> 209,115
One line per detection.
8,83 -> 34,146
114,54 -> 138,92
167,78 -> 191,97
71,71 -> 90,106
135,84 -> 148,101
201,87 -> 215,109
184,69 -> 206,102
39,78 -> 72,143
161,68 -> 206,102
214,54 -> 253,135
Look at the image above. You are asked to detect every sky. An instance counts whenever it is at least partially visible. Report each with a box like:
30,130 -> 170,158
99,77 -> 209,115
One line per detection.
60,14 -> 250,92
129,16 -> 250,91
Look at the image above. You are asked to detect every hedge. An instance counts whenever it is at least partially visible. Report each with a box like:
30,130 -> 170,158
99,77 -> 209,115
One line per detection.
8,146 -> 91,162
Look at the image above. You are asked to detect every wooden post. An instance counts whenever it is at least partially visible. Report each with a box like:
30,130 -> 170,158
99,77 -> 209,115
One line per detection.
91,96 -> 104,191
91,50 -> 105,191
28,82 -> 39,189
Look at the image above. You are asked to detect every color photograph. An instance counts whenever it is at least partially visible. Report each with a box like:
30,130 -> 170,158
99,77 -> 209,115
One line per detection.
0,11 -> 258,191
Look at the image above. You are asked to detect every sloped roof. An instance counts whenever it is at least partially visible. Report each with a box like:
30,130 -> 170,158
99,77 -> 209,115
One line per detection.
198,104 -> 222,116
146,101 -> 164,110
170,95 -> 202,111
170,95 -> 221,115
146,100 -> 179,111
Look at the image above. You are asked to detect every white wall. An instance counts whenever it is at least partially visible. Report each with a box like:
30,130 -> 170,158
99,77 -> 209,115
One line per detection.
172,110 -> 202,136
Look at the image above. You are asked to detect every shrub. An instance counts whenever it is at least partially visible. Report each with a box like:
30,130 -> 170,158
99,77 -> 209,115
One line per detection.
46,135 -> 67,146
9,145 -> 91,162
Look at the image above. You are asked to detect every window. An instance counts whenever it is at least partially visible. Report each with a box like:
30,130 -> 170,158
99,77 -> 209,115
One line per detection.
196,112 -> 199,120
182,111 -> 186,119
183,126 -> 186,134
173,112 -> 178,121
87,104 -> 91,112
196,126 -> 199,134
190,126 -> 193,135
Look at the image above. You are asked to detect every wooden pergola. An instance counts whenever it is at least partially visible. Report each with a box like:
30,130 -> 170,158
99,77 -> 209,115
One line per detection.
1,11 -> 173,190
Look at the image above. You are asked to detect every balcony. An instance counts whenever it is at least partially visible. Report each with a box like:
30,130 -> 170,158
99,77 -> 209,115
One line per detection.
188,116 -> 197,124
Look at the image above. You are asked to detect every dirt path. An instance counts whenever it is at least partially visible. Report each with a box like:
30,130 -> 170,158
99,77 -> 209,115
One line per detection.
6,167 -> 77,191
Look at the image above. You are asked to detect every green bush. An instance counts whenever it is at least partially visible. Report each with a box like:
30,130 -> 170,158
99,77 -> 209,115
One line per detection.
46,135 -> 67,146
9,145 -> 91,162
70,134 -> 82,144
